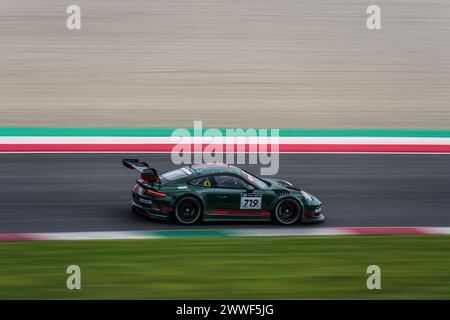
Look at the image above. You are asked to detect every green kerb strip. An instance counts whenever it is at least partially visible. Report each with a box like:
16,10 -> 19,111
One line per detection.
146,230 -> 235,238
1,128 -> 450,137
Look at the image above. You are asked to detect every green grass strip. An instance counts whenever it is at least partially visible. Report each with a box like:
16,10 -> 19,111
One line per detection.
1,235 -> 449,299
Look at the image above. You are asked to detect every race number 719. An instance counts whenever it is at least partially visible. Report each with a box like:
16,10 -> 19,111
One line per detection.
240,194 -> 262,209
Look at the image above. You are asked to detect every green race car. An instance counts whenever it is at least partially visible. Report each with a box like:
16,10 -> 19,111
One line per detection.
123,159 -> 324,225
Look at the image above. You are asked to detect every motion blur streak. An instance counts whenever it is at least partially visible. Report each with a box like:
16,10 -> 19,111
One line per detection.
0,0 -> 449,129
0,153 -> 449,233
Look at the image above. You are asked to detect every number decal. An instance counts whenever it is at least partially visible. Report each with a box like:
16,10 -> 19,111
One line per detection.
240,194 -> 262,209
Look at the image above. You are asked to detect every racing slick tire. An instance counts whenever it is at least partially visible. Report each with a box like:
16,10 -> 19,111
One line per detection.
174,196 -> 203,225
273,198 -> 302,225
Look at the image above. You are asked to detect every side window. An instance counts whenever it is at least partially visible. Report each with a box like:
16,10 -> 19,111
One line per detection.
190,177 -> 214,188
214,175 -> 247,189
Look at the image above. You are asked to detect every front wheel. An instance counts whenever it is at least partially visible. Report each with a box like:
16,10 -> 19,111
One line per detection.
273,198 -> 302,225
174,196 -> 203,225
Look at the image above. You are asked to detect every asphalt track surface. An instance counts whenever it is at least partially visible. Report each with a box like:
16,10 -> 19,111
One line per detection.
0,153 -> 449,233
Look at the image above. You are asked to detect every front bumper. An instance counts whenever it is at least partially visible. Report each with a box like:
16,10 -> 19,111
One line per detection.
301,205 -> 324,223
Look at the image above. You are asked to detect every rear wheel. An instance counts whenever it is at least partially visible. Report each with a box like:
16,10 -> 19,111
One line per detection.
273,198 -> 302,225
174,196 -> 203,225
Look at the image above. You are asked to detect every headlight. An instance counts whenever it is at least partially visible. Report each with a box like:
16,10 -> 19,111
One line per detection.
301,191 -> 313,201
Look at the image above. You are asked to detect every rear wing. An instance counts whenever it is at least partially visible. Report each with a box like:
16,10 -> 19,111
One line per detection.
122,159 -> 161,185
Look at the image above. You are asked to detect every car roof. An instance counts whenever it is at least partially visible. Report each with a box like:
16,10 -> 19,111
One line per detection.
186,163 -> 244,176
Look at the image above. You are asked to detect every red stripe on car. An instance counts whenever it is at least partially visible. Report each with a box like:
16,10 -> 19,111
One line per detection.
210,209 -> 271,216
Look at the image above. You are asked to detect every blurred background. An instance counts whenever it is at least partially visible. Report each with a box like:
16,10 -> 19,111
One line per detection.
1,1 -> 450,300
1,0 -> 449,129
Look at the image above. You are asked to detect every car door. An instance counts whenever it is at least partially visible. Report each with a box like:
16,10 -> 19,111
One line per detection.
207,174 -> 270,221
188,176 -> 217,213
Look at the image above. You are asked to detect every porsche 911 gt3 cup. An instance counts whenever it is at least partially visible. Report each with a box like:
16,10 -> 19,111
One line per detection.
123,159 -> 324,225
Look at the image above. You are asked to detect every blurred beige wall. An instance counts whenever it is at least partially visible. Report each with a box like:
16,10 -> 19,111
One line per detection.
0,0 -> 449,129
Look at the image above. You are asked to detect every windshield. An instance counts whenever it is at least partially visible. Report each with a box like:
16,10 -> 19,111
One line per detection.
243,171 -> 268,189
